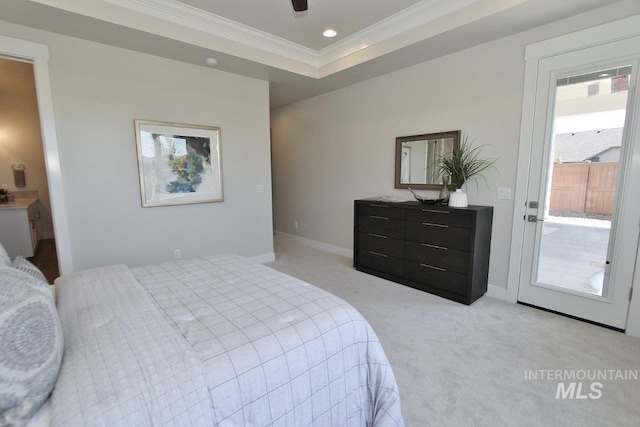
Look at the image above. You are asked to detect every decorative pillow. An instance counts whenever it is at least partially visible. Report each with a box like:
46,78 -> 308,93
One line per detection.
0,266 -> 63,426
12,256 -> 48,285
0,243 -> 10,267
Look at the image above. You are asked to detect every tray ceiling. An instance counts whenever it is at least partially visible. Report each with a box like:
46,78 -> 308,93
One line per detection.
0,0 -> 628,108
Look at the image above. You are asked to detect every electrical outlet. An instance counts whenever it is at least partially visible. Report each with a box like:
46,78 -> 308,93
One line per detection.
174,249 -> 182,259
256,184 -> 265,193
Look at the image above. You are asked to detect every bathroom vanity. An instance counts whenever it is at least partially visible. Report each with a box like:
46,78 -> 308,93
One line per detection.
0,197 -> 40,258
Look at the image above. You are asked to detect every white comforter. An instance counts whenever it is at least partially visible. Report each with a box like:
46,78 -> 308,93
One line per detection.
52,254 -> 404,426
52,264 -> 213,426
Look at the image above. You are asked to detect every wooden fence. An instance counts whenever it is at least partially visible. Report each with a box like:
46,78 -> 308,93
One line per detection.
549,162 -> 618,215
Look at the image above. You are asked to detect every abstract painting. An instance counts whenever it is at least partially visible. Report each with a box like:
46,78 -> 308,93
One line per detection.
135,120 -> 223,207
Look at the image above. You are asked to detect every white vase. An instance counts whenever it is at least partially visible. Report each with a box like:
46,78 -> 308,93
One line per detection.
448,189 -> 468,208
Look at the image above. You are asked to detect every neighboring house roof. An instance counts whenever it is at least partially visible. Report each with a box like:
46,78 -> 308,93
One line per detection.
553,128 -> 623,163
587,146 -> 621,161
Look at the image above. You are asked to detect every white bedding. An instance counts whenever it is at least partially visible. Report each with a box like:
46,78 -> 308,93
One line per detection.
52,265 -> 213,426
52,254 -> 404,426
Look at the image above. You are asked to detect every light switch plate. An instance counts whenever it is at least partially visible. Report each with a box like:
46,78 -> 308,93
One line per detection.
498,187 -> 511,200
256,184 -> 265,193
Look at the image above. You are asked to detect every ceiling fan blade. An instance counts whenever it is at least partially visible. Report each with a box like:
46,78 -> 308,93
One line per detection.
291,0 -> 308,12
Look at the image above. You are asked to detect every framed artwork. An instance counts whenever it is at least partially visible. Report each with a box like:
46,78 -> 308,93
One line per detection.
134,119 -> 223,207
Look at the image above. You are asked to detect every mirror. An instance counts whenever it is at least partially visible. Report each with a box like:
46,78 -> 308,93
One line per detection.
394,130 -> 460,190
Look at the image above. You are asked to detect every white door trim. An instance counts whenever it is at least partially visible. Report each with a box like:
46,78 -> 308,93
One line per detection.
0,35 -> 74,275
507,14 -> 640,337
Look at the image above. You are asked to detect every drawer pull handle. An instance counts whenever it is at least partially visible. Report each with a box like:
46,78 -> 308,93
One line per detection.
368,233 -> 389,239
422,222 -> 448,228
370,215 -> 389,220
420,263 -> 446,272
421,243 -> 447,250
368,251 -> 388,258
369,204 -> 389,208
422,209 -> 449,214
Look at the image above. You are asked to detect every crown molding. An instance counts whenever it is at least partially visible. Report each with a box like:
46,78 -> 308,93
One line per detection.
317,0 -> 478,67
104,0 -> 319,67
103,0 -> 480,74
34,0 -> 487,77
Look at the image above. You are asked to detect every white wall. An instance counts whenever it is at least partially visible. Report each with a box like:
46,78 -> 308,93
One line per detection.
0,21 -> 273,271
0,58 -> 54,238
270,2 -> 640,291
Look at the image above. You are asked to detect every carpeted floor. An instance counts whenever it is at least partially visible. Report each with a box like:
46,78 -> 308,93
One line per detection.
267,234 -> 640,426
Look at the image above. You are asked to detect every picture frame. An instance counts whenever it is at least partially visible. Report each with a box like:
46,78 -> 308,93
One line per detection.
394,130 -> 461,190
134,119 -> 223,207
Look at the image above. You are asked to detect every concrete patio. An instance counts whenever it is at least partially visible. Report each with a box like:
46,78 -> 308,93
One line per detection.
537,216 -> 611,295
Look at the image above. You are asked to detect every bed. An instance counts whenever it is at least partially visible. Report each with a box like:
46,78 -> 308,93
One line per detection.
1,248 -> 404,426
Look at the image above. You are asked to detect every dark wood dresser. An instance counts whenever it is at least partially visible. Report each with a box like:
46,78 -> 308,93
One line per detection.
354,199 -> 493,305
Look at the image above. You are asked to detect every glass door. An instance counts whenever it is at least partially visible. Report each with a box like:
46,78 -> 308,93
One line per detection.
517,37 -> 640,329
535,67 -> 630,298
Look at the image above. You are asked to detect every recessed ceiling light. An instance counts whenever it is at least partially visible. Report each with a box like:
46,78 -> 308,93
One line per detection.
598,73 -> 610,77
323,29 -> 337,38
205,57 -> 218,67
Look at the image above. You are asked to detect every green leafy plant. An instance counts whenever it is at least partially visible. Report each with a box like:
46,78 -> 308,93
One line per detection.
435,136 -> 497,189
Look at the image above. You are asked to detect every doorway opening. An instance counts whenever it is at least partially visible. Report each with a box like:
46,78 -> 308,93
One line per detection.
0,56 -> 60,283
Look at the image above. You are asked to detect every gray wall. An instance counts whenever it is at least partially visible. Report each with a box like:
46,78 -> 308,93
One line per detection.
0,21 -> 274,271
270,2 -> 640,291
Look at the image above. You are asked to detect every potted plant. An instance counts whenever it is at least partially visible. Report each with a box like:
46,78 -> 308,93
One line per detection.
435,136 -> 496,207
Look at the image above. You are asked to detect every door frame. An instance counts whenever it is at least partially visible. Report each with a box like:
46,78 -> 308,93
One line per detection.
0,34 -> 74,275
507,14 -> 640,337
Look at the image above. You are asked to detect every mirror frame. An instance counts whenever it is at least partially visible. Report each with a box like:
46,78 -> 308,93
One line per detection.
394,130 -> 461,190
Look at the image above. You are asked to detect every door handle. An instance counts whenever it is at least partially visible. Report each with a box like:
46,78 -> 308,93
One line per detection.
527,215 -> 544,222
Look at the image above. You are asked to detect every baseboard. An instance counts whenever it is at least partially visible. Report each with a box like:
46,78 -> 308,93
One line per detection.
274,231 -> 353,258
486,284 -> 508,300
249,252 -> 276,264
274,231 -> 509,300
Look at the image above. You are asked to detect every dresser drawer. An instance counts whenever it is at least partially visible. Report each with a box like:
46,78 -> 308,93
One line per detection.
404,261 -> 468,296
354,199 -> 492,305
406,208 -> 472,228
405,221 -> 471,251
358,203 -> 406,220
358,215 -> 404,239
358,232 -> 404,258
357,250 -> 404,276
404,241 -> 469,274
